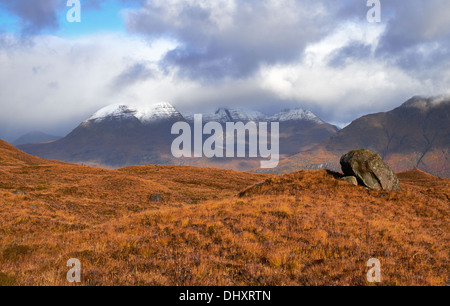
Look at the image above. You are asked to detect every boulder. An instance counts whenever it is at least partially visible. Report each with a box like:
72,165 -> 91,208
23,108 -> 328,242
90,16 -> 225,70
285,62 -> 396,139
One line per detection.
341,176 -> 358,186
340,149 -> 401,191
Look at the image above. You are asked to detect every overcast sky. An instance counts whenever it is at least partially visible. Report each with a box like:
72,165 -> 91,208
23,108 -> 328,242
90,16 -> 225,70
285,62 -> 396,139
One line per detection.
0,0 -> 449,141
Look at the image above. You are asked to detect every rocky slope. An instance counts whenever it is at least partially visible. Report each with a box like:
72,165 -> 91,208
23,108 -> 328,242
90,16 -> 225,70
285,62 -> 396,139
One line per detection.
19,103 -> 338,170
271,96 -> 450,177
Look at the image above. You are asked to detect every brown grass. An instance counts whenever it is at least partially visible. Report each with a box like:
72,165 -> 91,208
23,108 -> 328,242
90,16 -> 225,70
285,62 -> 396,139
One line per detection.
0,140 -> 448,286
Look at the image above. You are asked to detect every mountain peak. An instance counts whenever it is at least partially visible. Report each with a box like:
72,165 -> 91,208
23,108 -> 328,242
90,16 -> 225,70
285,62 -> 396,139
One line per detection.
270,108 -> 324,123
216,108 -> 266,122
87,104 -> 136,122
85,102 -> 183,124
136,102 -> 183,123
401,95 -> 450,110
183,107 -> 324,123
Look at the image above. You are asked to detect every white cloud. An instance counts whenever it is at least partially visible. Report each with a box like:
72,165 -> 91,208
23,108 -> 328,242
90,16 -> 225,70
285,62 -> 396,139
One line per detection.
0,33 -> 177,139
1,1 -> 450,141
256,21 -> 433,121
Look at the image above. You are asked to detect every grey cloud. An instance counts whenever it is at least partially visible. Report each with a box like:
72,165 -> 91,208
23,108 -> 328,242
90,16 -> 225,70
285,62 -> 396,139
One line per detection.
125,0 -> 450,81
377,0 -> 450,52
327,42 -> 373,67
2,1 -> 450,141
126,0 -> 344,80
0,0 -> 61,35
375,0 -> 450,70
112,63 -> 155,89
393,41 -> 450,73
0,0 -> 123,35
162,45 -> 258,80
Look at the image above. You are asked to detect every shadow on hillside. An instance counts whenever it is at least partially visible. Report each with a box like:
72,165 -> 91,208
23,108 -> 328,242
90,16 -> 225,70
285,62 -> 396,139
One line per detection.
326,169 -> 344,179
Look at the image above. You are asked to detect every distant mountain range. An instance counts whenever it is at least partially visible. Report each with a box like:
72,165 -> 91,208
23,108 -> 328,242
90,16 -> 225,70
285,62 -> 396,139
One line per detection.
17,96 -> 450,176
271,96 -> 450,177
19,103 -> 337,170
13,131 -> 62,146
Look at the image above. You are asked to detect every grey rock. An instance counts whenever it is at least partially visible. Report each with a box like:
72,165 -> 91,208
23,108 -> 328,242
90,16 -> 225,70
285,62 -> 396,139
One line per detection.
341,176 -> 358,186
340,149 -> 401,191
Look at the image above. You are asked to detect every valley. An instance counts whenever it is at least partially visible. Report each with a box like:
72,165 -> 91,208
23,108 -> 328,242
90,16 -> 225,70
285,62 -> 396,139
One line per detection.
0,139 -> 448,286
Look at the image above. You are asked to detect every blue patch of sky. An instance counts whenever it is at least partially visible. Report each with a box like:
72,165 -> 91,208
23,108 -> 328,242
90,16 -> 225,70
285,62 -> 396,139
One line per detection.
0,8 -> 19,33
58,0 -> 133,37
0,0 -> 140,37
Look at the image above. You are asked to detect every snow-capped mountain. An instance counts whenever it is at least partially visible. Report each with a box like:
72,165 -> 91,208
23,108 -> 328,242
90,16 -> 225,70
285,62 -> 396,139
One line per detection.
83,102 -> 327,126
19,102 -> 186,168
213,108 -> 267,123
183,107 -> 325,124
270,109 -> 324,124
184,108 -> 266,123
16,97 -> 450,175
85,102 -> 184,124
19,102 -> 338,170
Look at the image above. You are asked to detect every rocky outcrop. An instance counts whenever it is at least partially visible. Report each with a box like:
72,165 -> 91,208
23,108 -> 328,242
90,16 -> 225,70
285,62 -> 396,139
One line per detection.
340,149 -> 401,191
341,176 -> 358,186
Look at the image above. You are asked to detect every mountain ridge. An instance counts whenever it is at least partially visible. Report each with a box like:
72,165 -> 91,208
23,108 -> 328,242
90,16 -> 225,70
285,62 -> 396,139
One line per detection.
13,131 -> 62,146
18,96 -> 448,175
19,102 -> 338,170
183,107 -> 327,125
270,96 -> 450,177
85,102 -> 184,124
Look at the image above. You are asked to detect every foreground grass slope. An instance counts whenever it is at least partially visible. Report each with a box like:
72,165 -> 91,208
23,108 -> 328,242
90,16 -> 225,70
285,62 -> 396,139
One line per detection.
0,140 -> 448,286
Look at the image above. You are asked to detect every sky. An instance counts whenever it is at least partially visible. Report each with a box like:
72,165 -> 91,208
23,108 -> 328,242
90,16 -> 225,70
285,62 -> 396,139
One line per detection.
0,0 -> 449,141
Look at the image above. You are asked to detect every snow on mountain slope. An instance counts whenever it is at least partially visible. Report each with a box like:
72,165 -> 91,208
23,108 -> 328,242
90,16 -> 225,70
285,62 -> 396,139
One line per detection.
183,107 -> 324,123
137,102 -> 183,123
86,103 -> 327,127
208,108 -> 267,123
183,108 -> 266,123
270,109 -> 324,123
18,102 -> 339,169
85,102 -> 183,124
87,104 -> 136,122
